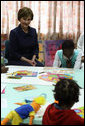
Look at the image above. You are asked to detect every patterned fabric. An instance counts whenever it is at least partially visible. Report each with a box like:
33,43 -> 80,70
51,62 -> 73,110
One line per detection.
1,34 -> 8,51
44,40 -> 64,66
1,1 -> 84,44
1,34 -> 8,65
38,41 -> 44,63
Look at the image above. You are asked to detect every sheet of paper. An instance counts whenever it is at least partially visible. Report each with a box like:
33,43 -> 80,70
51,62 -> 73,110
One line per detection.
13,85 -> 36,91
43,67 -> 74,74
7,71 -> 38,77
1,73 -> 54,85
39,73 -> 73,83
1,98 -> 7,108
35,102 -> 50,117
1,84 -> 6,93
7,66 -> 43,73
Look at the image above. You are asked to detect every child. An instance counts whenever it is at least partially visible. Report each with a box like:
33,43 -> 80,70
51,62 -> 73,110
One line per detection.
53,40 -> 82,69
77,32 -> 84,62
42,78 -> 84,125
77,32 -> 84,69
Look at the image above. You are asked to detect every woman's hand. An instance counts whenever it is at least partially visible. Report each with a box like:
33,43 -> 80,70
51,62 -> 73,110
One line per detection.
20,56 -> 36,66
31,55 -> 37,66
28,60 -> 36,66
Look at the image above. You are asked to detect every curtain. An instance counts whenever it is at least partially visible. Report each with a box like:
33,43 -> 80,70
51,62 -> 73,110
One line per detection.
1,1 -> 84,45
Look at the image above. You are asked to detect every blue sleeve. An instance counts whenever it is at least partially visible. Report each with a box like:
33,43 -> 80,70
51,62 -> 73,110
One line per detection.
9,30 -> 22,60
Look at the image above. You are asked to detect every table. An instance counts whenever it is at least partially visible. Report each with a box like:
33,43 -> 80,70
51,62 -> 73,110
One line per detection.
1,66 -> 84,88
1,66 -> 84,125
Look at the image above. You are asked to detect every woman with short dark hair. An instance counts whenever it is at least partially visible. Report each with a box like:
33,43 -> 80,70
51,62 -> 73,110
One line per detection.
8,7 -> 44,66
18,7 -> 34,21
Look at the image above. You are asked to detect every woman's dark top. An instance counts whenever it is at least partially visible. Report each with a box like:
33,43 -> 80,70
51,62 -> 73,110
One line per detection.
9,24 -> 39,61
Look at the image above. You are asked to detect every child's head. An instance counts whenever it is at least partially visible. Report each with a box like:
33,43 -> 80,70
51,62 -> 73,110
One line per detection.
53,78 -> 80,109
62,40 -> 75,59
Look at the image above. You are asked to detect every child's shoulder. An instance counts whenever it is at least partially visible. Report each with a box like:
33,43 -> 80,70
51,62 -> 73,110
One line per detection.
74,49 -> 81,55
56,49 -> 62,54
56,50 -> 63,57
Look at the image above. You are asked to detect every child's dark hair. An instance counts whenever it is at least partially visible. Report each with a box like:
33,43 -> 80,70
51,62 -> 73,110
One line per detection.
53,78 -> 81,107
62,40 -> 74,50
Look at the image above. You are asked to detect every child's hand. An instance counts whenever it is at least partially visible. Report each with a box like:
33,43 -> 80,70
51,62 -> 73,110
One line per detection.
81,56 -> 84,62
66,60 -> 72,68
1,66 -> 8,73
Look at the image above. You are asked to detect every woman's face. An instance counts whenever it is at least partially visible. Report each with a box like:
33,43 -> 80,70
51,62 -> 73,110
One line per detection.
20,16 -> 32,29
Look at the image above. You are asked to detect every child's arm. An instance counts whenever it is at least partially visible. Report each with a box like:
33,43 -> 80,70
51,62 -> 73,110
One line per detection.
53,52 -> 61,67
74,51 -> 82,69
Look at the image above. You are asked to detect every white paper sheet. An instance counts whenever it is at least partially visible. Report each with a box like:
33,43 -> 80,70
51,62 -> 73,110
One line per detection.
1,84 -> 6,93
1,98 -> 7,108
35,102 -> 50,117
